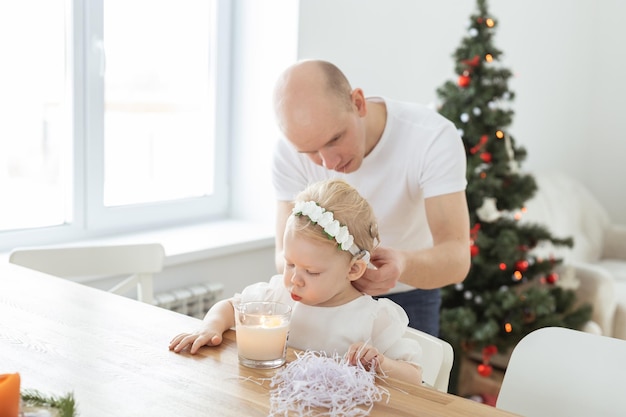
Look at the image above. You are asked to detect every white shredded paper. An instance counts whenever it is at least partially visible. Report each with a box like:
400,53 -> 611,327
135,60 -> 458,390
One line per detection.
268,350 -> 390,417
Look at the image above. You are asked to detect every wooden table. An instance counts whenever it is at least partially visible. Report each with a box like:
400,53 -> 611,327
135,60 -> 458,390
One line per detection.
0,263 -> 519,416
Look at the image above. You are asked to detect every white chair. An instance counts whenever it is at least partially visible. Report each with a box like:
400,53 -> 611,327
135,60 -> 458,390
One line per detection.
9,243 -> 165,304
404,327 -> 454,392
496,326 -> 626,417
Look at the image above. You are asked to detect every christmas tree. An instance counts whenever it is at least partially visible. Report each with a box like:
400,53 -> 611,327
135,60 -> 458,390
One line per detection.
436,0 -> 592,381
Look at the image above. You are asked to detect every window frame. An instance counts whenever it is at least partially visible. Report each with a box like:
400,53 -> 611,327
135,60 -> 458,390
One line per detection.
1,0 -> 232,251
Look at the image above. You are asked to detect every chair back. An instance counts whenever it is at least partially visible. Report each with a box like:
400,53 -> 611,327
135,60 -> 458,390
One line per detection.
404,327 -> 454,392
496,326 -> 626,417
9,243 -> 165,304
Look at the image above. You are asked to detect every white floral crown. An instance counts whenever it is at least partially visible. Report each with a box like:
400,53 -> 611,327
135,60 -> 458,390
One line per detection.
292,200 -> 371,265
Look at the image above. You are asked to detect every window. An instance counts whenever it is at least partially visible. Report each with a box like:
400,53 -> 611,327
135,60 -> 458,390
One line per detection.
0,0 -> 230,251
0,1 -> 68,232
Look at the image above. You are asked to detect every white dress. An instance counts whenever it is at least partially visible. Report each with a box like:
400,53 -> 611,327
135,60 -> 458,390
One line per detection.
237,275 -> 422,366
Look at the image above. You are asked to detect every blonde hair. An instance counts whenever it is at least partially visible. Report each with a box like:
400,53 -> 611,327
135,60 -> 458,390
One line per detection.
288,179 -> 379,257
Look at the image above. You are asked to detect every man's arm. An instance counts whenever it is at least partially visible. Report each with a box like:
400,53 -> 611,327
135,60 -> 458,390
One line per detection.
402,190 -> 471,288
274,200 -> 294,273
354,191 -> 470,294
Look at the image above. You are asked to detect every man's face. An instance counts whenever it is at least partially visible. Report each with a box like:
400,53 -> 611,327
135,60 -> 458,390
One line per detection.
279,96 -> 367,174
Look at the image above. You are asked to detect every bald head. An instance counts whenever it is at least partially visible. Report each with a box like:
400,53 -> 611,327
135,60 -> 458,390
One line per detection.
273,60 -> 354,131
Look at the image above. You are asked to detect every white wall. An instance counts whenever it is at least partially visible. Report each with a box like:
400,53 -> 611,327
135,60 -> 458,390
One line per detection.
297,0 -> 626,224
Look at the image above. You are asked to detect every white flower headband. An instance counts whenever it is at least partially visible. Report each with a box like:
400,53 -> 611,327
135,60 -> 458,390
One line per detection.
292,200 -> 371,265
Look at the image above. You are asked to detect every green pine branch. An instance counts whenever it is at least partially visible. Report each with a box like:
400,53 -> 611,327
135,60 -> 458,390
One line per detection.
21,390 -> 77,417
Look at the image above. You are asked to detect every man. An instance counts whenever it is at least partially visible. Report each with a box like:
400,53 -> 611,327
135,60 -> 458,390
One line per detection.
271,59 -> 470,336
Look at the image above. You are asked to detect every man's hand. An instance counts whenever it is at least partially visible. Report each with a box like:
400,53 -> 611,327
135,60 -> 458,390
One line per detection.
352,246 -> 404,295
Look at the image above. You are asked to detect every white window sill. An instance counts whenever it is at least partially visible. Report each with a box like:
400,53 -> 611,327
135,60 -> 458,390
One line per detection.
1,220 -> 276,266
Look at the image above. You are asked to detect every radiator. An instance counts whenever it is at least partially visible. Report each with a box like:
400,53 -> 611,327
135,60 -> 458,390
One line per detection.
154,282 -> 224,319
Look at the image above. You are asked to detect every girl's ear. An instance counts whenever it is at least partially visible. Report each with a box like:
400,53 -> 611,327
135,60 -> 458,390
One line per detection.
347,258 -> 367,282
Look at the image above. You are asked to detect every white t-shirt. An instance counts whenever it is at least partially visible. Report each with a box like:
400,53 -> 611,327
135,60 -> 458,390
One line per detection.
272,97 -> 467,292
237,275 -> 422,366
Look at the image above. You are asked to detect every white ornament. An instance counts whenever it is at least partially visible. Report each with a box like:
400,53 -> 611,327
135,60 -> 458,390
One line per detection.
473,107 -> 482,116
457,128 -> 465,137
476,197 -> 501,222
469,28 -> 478,37
474,163 -> 490,174
488,101 -> 497,110
460,113 -> 470,123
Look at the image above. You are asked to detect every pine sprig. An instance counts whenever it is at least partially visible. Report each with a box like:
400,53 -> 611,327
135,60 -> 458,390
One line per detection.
21,390 -> 77,417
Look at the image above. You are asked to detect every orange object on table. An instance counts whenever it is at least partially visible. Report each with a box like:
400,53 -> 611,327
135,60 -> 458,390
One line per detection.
0,373 -> 20,417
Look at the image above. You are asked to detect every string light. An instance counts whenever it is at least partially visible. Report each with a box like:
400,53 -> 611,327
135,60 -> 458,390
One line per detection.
485,53 -> 493,63
486,18 -> 495,28
495,130 -> 504,139
499,263 -> 507,271
504,322 -> 513,333
512,271 -> 523,281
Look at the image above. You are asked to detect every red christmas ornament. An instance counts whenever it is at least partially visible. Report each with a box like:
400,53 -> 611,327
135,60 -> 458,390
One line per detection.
482,345 -> 498,357
470,244 -> 480,257
546,272 -> 559,284
480,152 -> 492,163
462,55 -> 481,68
515,260 -> 529,272
470,134 -> 489,154
458,74 -> 471,88
477,363 -> 493,377
477,344 -> 497,377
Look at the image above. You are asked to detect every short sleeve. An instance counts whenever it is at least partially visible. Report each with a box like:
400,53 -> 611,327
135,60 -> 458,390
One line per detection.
419,121 -> 467,199
371,298 -> 422,366
235,275 -> 293,306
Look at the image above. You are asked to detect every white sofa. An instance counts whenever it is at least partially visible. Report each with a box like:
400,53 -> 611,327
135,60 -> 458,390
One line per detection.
522,171 -> 626,340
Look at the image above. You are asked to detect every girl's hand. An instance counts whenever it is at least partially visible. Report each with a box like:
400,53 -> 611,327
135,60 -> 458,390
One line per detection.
347,342 -> 384,371
169,329 -> 223,354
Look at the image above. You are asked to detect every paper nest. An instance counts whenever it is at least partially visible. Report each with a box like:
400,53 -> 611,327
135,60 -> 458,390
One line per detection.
268,350 -> 389,417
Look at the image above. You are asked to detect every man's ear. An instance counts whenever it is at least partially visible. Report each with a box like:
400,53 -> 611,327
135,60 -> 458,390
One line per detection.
351,88 -> 367,116
347,258 -> 367,282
